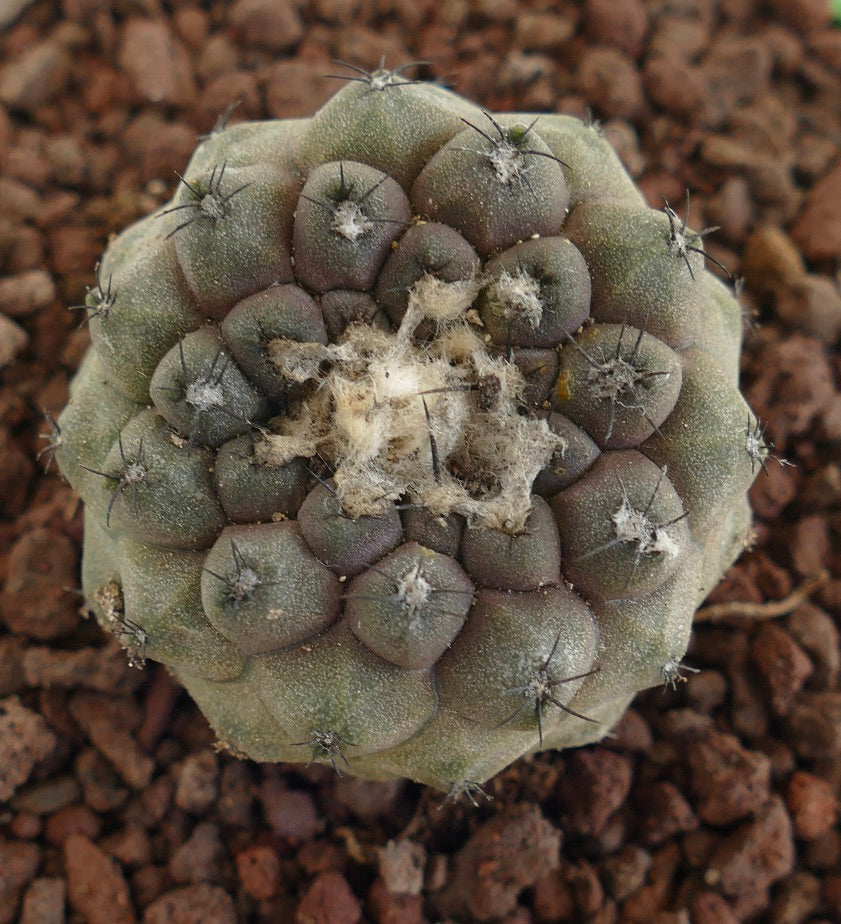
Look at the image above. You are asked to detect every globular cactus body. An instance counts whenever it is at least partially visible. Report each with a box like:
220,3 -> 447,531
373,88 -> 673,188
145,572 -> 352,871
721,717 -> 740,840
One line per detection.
57,66 -> 764,792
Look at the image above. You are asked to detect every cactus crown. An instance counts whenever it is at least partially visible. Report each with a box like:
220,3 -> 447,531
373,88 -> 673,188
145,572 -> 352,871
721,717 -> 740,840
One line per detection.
56,68 -> 761,791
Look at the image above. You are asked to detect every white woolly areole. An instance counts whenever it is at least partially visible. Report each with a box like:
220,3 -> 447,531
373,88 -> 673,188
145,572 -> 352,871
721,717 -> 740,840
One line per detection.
744,422 -> 770,471
230,566 -> 260,601
254,423 -> 319,468
611,496 -> 680,559
587,356 -> 640,401
331,200 -> 373,241
200,194 -> 226,220
402,273 -> 481,331
185,379 -> 224,410
262,273 -> 565,532
268,340 -> 332,383
488,139 -> 525,185
396,564 -> 432,621
490,269 -> 543,329
330,342 -> 468,468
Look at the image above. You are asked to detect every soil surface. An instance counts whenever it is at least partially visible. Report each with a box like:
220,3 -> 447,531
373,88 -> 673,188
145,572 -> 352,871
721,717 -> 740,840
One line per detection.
2,1 -> 841,922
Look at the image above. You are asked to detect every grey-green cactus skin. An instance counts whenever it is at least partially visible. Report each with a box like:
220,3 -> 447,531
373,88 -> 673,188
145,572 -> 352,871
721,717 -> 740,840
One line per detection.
57,69 -> 764,792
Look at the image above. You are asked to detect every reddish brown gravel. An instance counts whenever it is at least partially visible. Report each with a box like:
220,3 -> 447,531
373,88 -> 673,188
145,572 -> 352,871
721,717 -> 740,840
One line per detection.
1,2 -> 840,922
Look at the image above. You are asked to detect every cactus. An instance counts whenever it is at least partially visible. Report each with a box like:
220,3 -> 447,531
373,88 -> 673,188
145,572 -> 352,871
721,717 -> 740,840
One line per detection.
56,64 -> 764,792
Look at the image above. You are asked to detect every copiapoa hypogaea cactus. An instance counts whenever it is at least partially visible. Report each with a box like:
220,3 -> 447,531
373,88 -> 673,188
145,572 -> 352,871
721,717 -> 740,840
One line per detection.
54,62 -> 766,793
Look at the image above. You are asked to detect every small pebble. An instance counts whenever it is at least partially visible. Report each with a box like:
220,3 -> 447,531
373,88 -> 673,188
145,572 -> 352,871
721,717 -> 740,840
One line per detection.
556,749 -> 633,836
173,750 -> 219,814
168,820 -> 224,884
769,0 -> 833,31
376,839 -> 426,896
775,275 -> 841,344
584,0 -> 648,59
786,771 -> 839,840
771,870 -> 822,924
636,780 -> 698,845
576,47 -> 646,120
100,822 -> 153,869
0,697 -> 57,802
787,602 -> 840,686
296,870 -> 362,924
564,859 -> 604,916
791,160 -> 841,261
0,425 -> 33,516
227,0 -> 304,52
143,884 -> 237,924
236,844 -> 281,900
64,833 -> 136,924
532,870 -> 575,921
0,268 -> 54,316
750,623 -> 813,715
786,691 -> 841,760
68,692 -> 153,791
688,732 -> 771,826
259,776 -> 324,844
19,876 -> 65,924
0,841 -> 41,923
707,796 -> 794,904
688,892 -> 739,924
742,225 -> 807,295
0,40 -> 71,110
435,805 -> 562,921
367,877 -> 425,924
118,18 -> 197,107
0,312 -> 29,367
